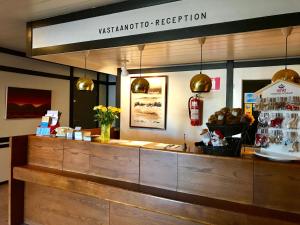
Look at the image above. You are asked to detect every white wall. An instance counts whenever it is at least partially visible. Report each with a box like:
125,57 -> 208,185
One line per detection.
0,53 -> 70,137
120,70 -> 226,147
233,65 -> 300,108
1,53 -> 69,76
0,72 -> 70,137
0,53 -> 70,182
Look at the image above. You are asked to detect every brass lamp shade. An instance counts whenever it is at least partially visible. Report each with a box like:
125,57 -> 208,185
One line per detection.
190,73 -> 212,92
272,68 -> 300,83
131,77 -> 149,93
76,77 -> 95,91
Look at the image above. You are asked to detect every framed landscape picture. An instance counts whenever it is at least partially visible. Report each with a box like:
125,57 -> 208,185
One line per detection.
6,87 -> 51,119
130,76 -> 168,129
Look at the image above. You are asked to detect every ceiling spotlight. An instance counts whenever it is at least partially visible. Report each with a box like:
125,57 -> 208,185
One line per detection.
120,60 -> 129,76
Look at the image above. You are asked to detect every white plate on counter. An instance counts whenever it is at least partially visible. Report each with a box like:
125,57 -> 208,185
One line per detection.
254,149 -> 300,162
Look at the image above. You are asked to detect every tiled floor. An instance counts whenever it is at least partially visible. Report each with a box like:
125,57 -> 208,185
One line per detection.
0,183 -> 8,225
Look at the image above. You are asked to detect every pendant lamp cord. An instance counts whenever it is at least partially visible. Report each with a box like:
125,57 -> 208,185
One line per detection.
84,54 -> 87,78
285,35 -> 288,69
200,42 -> 203,74
139,48 -> 142,77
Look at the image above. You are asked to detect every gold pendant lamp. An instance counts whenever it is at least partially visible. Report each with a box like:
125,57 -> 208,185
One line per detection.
131,44 -> 149,93
190,37 -> 212,93
272,27 -> 300,83
76,51 -> 95,91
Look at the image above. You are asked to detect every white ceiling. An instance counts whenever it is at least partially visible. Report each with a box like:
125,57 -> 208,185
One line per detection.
0,0 -> 125,52
35,26 -> 300,74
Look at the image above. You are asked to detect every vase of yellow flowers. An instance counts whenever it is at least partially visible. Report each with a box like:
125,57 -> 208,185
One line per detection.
93,105 -> 121,143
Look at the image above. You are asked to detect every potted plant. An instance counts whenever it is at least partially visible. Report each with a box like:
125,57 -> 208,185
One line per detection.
93,105 -> 121,143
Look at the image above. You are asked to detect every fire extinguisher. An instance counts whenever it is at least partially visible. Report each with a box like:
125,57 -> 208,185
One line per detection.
188,94 -> 203,126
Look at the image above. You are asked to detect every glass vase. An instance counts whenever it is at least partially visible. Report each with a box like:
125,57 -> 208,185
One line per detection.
100,124 -> 111,143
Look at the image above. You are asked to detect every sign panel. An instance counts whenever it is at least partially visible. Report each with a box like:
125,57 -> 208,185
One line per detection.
244,93 -> 256,103
211,77 -> 221,91
244,103 -> 253,116
258,81 -> 300,98
32,0 -> 300,49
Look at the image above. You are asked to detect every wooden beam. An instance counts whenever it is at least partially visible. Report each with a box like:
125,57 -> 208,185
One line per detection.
10,136 -> 28,225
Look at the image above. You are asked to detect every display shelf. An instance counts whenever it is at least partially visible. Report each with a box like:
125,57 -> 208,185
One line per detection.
254,80 -> 300,160
260,110 -> 300,114
268,128 -> 300,132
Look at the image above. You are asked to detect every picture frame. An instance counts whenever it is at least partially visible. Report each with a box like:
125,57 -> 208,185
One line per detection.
130,76 -> 168,129
6,87 -> 52,119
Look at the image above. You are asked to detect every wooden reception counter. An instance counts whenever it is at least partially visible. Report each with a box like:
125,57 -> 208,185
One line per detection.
10,135 -> 300,225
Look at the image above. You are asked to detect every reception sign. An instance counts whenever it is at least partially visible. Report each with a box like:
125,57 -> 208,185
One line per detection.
32,0 -> 300,49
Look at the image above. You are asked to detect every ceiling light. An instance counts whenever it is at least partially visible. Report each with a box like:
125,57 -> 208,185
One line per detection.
76,51 -> 95,91
272,27 -> 300,83
121,60 -> 129,76
131,45 -> 149,93
190,37 -> 212,93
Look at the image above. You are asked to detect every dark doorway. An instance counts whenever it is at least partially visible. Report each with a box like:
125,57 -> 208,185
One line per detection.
73,79 -> 98,129
242,79 -> 271,109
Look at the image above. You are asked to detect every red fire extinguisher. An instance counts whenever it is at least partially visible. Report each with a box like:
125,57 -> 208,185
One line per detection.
188,94 -> 203,126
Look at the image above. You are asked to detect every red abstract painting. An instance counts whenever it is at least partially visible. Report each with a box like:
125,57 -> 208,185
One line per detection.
6,87 -> 51,119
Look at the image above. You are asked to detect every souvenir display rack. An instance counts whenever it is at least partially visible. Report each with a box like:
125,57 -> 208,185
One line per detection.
255,81 -> 300,160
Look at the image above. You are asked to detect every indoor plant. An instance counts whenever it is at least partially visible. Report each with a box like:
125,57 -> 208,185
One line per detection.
93,105 -> 121,143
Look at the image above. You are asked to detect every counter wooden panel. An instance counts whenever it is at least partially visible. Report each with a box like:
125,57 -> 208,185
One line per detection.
15,166 -> 248,225
140,149 -> 177,190
110,202 -> 204,225
177,154 -> 253,204
12,136 -> 300,225
254,160 -> 300,214
14,165 -> 300,225
63,140 -> 90,174
246,215 -> 299,225
28,136 -> 63,170
25,183 -> 109,225
89,143 -> 140,183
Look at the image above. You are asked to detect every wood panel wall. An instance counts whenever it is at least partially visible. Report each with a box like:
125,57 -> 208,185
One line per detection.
27,136 -> 255,204
15,167 -> 300,225
253,160 -> 300,214
28,136 -> 63,170
89,143 -> 139,183
25,183 -> 110,225
140,149 -> 177,190
177,154 -> 253,204
13,135 -> 300,225
110,202 -> 203,225
28,136 -> 140,183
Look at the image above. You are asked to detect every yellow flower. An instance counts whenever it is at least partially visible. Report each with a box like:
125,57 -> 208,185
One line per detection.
104,106 -> 121,113
93,105 -> 102,110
